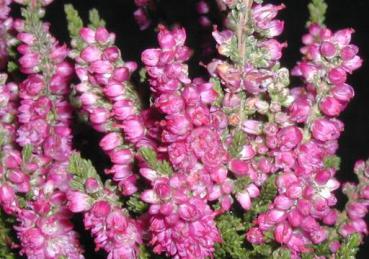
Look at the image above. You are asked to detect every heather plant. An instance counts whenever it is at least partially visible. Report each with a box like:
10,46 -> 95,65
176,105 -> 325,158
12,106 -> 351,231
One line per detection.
0,0 -> 368,258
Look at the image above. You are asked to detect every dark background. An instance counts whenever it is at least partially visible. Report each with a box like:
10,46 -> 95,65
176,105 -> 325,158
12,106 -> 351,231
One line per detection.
27,0 -> 369,258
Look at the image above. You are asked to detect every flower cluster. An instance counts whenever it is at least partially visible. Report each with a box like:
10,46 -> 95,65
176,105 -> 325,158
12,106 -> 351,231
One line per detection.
340,160 -> 369,238
0,1 -> 84,258
0,0 -> 367,258
67,153 -> 142,259
141,26 -> 226,257
74,26 -> 144,196
242,15 -> 362,259
0,0 -> 12,70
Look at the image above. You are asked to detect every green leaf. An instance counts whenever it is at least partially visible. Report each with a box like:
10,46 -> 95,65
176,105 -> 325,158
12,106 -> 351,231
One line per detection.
64,4 -> 84,39
335,234 -> 361,259
308,0 -> 328,26
324,155 -> 341,170
22,144 -> 33,162
229,130 -> 246,157
139,147 -> 173,176
88,8 -> 106,29
126,194 -> 148,215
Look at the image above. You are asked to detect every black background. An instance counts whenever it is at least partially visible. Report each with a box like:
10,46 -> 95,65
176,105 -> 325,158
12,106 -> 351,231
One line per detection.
23,0 -> 369,258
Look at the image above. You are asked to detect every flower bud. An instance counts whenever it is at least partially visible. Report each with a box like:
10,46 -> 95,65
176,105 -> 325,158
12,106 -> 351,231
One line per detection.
320,41 -> 337,58
80,27 -> 96,44
332,83 -> 354,102
242,120 -> 263,135
274,222 -> 292,244
328,68 -> 347,85
109,148 -> 133,165
236,190 -> 251,210
85,178 -> 101,193
99,132 -> 122,151
311,118 -> 341,142
80,45 -> 102,63
122,117 -> 145,143
246,227 -> 264,244
91,200 -> 111,218
141,49 -> 161,66
141,190 -> 159,204
67,191 -> 91,213
320,96 -> 344,116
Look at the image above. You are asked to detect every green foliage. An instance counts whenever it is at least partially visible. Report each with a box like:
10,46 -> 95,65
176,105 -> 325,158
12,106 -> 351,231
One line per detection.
126,194 -> 148,215
22,144 -> 33,162
335,234 -> 361,259
272,248 -> 291,259
229,130 -> 246,157
215,213 -> 278,259
64,4 -> 83,39
324,155 -> 341,170
88,8 -> 106,29
139,147 -> 173,176
0,210 -> 16,259
243,175 -> 277,231
251,244 -> 273,257
302,240 -> 332,258
215,213 -> 249,259
308,0 -> 328,26
138,245 -> 151,259
68,152 -> 102,191
7,62 -> 18,73
139,68 -> 147,83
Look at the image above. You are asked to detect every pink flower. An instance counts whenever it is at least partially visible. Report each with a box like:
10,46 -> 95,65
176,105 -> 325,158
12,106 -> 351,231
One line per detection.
109,149 -> 133,165
320,41 -> 337,58
148,196 -> 220,258
332,83 -> 355,102
155,93 -> 184,114
277,126 -> 303,151
0,184 -> 16,205
246,227 -> 264,244
347,202 -> 368,219
320,96 -> 345,116
168,141 -> 197,171
236,190 -> 251,210
19,74 -> 45,97
328,68 -> 347,85
141,49 -> 161,66
311,118 -> 342,142
274,222 -> 292,244
122,117 -> 145,143
165,114 -> 192,136
67,191 -> 91,213
242,120 -> 263,135
99,132 -> 123,151
229,159 -> 250,176
260,39 -> 286,61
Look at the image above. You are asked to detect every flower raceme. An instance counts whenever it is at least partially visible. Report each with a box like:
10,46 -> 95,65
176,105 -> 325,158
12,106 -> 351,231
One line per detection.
0,0 -> 367,259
